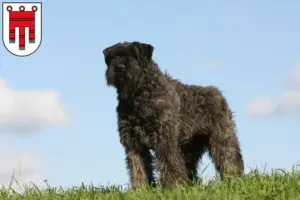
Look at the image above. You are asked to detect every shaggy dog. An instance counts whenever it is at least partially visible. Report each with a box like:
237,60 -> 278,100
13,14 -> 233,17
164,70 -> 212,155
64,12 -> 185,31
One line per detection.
103,41 -> 244,189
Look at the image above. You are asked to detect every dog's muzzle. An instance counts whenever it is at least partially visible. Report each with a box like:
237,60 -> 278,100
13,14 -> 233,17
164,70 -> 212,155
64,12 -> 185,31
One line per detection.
115,64 -> 125,73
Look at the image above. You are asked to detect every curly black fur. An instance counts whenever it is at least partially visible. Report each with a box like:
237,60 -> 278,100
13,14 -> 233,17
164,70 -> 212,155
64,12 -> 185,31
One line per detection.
103,41 -> 244,189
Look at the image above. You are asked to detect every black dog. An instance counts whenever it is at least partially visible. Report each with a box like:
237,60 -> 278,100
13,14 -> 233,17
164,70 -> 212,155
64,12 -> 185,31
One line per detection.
103,41 -> 244,189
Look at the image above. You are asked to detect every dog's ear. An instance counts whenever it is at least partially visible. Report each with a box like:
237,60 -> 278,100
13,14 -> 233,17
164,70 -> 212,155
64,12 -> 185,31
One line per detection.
133,42 -> 154,61
141,43 -> 154,61
103,47 -> 111,59
103,47 -> 112,65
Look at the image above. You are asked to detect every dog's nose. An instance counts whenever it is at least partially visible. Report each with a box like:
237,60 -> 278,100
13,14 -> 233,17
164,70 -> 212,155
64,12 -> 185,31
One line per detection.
115,64 -> 125,72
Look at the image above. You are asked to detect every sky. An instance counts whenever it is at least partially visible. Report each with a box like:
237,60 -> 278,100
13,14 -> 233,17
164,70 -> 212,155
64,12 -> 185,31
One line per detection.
0,0 -> 300,190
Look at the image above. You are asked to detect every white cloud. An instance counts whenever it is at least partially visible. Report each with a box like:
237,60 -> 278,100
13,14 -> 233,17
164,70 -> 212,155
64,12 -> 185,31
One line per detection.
0,78 -> 68,134
0,143 -> 43,189
275,89 -> 300,115
246,97 -> 274,117
284,64 -> 300,91
201,60 -> 221,68
247,65 -> 300,117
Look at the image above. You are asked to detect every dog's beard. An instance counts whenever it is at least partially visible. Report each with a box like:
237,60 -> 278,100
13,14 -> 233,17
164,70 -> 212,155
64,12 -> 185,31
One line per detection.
107,72 -> 145,100
106,66 -> 121,87
106,71 -> 127,88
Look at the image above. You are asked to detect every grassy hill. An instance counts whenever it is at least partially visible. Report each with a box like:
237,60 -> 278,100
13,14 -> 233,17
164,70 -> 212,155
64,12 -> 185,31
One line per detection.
1,166 -> 300,200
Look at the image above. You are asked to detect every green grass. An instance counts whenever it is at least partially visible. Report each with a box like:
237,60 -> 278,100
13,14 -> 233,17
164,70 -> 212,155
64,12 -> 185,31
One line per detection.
1,166 -> 300,200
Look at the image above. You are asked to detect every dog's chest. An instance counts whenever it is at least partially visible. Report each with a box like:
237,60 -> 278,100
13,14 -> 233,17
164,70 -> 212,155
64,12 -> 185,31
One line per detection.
118,100 -> 161,148
128,110 -> 160,148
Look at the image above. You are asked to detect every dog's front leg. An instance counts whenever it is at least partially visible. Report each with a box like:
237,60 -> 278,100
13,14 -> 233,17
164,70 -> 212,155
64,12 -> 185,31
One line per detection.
118,118 -> 155,189
152,117 -> 188,188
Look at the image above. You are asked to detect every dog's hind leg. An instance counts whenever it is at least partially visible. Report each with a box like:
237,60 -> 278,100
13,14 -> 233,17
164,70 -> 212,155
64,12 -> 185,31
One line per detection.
207,119 -> 244,180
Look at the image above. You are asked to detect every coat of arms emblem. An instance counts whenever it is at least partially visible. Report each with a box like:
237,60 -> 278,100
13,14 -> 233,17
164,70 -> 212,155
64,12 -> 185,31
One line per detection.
2,2 -> 42,56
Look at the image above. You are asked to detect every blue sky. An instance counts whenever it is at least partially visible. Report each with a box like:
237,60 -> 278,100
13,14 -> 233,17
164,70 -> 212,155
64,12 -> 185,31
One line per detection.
0,0 -> 299,189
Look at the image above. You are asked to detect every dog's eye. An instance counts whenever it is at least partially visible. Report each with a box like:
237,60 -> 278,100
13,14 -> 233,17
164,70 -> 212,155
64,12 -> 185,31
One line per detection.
105,55 -> 118,66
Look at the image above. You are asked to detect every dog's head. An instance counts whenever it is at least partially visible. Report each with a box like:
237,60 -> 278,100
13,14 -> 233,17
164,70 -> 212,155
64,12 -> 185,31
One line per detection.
103,41 -> 154,89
